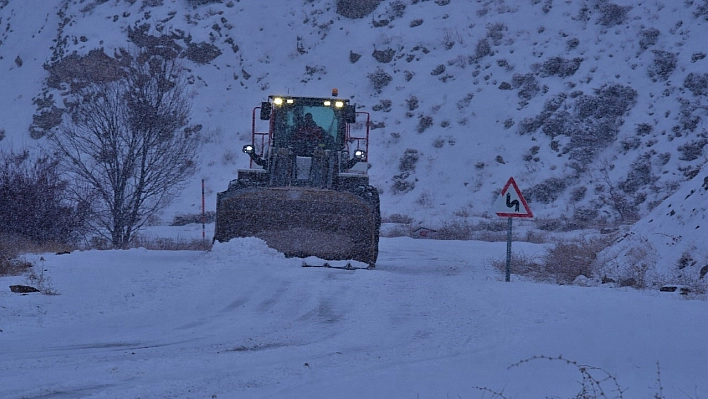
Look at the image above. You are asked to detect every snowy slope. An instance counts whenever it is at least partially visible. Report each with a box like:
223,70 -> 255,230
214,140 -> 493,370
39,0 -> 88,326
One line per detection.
1,237 -> 706,398
1,0 -> 707,226
597,168 -> 708,288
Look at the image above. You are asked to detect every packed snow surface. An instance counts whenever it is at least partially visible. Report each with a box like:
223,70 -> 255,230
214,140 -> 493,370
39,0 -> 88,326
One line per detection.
2,237 -> 706,398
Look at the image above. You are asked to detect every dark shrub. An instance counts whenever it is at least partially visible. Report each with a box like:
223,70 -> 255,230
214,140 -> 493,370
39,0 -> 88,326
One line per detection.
648,50 -> 677,80
512,73 -> 540,100
597,3 -> 631,27
536,56 -> 583,78
399,148 -> 419,172
406,96 -> 419,111
0,151 -> 83,245
392,149 -> 420,193
486,22 -> 506,46
639,28 -> 660,50
544,92 -> 568,113
694,0 -> 708,19
570,186 -> 587,202
187,0 -> 222,5
591,84 -> 638,119
619,154 -> 654,193
542,111 -> 573,139
678,139 -> 708,161
185,42 -> 222,64
430,64 -> 446,76
387,0 -> 406,19
416,115 -> 434,133
337,0 -> 382,18
372,48 -> 396,63
367,67 -> 392,93
472,38 -> 492,61
684,72 -> 708,96
527,177 -> 567,204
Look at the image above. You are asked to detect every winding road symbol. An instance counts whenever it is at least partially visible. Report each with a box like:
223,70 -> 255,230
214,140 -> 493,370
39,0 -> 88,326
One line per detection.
505,192 -> 520,212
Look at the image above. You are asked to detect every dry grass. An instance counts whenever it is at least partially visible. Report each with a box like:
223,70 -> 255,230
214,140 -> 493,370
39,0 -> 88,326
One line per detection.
491,236 -> 613,284
1,234 -> 33,276
381,215 -> 552,243
543,236 -> 613,284
130,235 -> 213,251
0,257 -> 32,276
491,252 -> 545,280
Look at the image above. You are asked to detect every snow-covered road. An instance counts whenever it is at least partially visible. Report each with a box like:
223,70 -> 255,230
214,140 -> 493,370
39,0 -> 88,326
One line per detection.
1,237 -> 706,398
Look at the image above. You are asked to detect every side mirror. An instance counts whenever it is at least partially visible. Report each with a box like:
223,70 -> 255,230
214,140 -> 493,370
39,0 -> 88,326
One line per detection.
345,104 -> 356,123
260,102 -> 272,120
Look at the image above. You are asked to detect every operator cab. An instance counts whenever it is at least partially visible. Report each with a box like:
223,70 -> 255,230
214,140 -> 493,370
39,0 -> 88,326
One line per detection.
260,95 -> 357,156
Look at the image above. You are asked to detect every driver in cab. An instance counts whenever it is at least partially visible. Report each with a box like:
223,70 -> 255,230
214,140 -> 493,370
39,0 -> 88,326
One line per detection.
292,113 -> 333,156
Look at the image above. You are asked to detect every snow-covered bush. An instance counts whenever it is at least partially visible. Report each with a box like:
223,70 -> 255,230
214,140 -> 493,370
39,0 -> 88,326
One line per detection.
336,0 -> 382,19
392,148 -> 419,194
405,95 -> 419,111
186,0 -> 222,6
367,67 -> 392,93
416,115 -> 434,133
486,22 -> 506,46
535,56 -> 583,78
386,0 -> 406,19
694,0 -> 708,19
398,148 -> 419,172
527,177 -> 567,204
512,73 -> 540,101
683,72 -> 708,96
371,99 -> 392,112
472,38 -> 492,61
648,50 -> 677,81
639,27 -> 660,50
619,153 -> 654,193
576,84 -> 637,120
372,48 -> 395,63
597,3 -> 631,27
620,136 -> 641,153
677,139 -> 708,161
185,42 -> 222,64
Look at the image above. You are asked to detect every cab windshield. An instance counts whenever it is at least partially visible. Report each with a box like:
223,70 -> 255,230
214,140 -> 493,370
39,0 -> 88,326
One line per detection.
273,102 -> 344,151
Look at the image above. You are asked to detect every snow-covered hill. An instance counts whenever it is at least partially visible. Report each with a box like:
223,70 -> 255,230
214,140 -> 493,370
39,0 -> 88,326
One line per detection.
596,169 -> 708,289
1,0 -> 707,282
1,0 -> 706,222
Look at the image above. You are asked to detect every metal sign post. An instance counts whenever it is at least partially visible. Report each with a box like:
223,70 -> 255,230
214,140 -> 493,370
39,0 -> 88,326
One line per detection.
493,177 -> 533,282
505,217 -> 513,282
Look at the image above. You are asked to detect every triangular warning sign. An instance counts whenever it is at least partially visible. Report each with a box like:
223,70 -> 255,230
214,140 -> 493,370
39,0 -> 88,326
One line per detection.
494,177 -> 533,218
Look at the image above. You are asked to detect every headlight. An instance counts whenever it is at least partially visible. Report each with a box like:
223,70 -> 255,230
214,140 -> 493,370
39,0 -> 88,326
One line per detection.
243,144 -> 255,154
353,149 -> 366,160
335,101 -> 344,108
324,101 -> 331,106
273,97 -> 283,105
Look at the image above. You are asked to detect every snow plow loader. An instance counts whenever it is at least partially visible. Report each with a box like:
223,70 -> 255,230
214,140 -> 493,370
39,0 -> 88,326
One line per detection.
214,91 -> 380,268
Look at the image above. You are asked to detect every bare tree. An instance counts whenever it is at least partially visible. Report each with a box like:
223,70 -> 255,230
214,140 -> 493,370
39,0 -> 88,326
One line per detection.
49,51 -> 200,248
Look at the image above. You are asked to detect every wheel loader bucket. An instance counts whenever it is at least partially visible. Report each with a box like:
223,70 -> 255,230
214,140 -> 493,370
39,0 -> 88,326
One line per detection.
214,185 -> 380,267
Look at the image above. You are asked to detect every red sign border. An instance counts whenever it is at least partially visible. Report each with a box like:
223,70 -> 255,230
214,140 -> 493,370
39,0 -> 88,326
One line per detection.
496,177 -> 533,218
